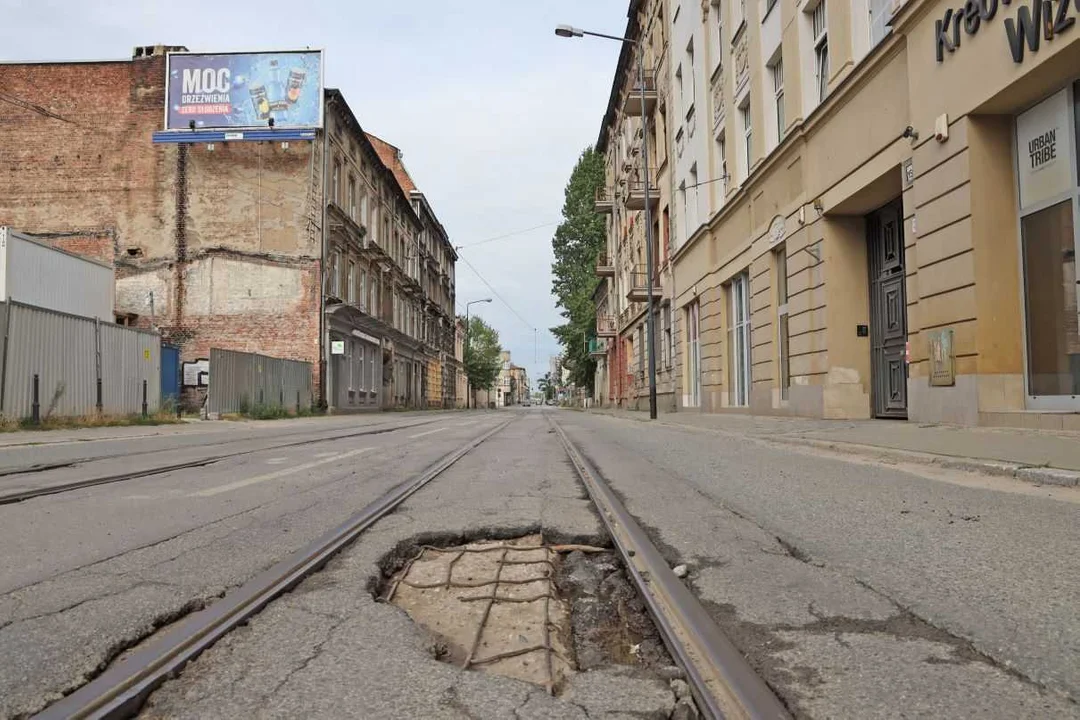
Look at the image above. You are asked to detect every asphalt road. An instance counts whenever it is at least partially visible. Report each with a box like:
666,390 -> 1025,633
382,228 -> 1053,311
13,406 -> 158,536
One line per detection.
2,407 -> 1077,719
556,410 -> 1080,718
0,410 -> 504,718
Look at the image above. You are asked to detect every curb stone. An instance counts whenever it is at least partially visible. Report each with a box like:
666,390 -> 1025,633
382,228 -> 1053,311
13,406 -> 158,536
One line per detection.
587,410 -> 1080,488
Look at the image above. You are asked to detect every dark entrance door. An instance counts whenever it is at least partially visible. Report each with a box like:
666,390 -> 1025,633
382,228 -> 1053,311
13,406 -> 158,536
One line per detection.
868,200 -> 908,418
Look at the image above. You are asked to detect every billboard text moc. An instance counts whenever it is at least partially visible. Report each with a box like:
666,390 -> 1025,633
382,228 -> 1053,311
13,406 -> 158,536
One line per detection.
166,51 -> 323,131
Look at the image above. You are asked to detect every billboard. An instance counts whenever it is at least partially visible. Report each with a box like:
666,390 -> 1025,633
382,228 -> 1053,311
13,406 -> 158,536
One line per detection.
165,50 -> 323,131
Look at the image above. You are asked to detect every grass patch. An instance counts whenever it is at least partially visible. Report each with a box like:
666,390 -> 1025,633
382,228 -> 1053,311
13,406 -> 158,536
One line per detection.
0,411 -> 183,433
223,400 -> 322,421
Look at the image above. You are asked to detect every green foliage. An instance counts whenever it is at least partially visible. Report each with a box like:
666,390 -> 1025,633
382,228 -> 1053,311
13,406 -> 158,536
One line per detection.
550,147 -> 605,392
462,315 -> 502,393
538,372 -> 555,402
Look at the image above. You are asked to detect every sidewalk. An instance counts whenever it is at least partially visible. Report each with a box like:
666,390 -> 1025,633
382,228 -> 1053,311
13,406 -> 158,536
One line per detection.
588,408 -> 1080,487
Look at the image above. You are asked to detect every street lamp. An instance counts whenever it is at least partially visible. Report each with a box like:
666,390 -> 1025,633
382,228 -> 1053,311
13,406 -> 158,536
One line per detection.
465,298 -> 493,409
556,22 -> 658,420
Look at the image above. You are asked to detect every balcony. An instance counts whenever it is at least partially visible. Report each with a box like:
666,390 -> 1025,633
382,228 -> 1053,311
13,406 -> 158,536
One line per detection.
625,177 -> 659,210
627,265 -> 662,303
588,337 -> 607,357
622,70 -> 657,117
595,253 -> 615,277
594,186 -> 614,214
596,314 -> 617,338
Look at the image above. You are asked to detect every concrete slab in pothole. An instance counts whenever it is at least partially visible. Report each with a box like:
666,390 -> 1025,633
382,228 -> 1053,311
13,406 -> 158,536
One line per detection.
384,533 -> 690,714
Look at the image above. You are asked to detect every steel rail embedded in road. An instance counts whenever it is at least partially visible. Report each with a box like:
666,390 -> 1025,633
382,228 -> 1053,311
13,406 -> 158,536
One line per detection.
0,416 -> 450,506
549,415 -> 791,720
33,416 -> 517,720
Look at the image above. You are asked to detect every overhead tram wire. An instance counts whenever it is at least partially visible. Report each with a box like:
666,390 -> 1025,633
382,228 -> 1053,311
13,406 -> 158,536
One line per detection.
456,253 -> 536,335
454,221 -> 560,250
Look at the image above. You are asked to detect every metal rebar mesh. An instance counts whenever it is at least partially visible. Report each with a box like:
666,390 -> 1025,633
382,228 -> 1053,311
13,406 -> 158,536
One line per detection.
386,538 -> 606,693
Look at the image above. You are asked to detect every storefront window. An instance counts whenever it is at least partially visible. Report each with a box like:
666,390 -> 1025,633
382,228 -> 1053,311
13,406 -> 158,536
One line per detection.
1016,85 -> 1080,402
1022,202 -> 1080,396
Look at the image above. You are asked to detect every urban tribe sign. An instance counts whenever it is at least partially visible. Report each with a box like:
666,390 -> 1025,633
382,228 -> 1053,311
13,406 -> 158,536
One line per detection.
935,0 -> 1076,62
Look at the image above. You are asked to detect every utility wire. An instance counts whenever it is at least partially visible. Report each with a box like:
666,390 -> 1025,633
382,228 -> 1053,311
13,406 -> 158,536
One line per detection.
455,221 -> 559,249
684,174 -> 730,191
457,252 -> 535,332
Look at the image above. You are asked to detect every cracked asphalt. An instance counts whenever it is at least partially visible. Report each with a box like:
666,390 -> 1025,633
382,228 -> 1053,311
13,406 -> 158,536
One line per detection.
0,411 -> 505,718
139,411 -> 681,719
4,407 -> 1078,718
555,410 -> 1080,718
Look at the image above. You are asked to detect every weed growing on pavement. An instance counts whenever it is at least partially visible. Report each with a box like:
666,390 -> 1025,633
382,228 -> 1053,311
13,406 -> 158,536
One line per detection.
225,400 -> 322,421
0,411 -> 183,432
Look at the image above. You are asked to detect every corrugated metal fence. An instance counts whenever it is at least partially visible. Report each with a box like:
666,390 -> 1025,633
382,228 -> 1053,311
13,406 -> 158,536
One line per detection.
0,301 -> 161,419
207,348 -> 313,417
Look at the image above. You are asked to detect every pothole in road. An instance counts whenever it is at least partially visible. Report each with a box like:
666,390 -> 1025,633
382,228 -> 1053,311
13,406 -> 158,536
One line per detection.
380,534 -> 681,698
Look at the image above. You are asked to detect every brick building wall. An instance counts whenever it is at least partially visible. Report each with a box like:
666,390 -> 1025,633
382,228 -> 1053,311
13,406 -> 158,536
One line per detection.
0,51 -> 324,402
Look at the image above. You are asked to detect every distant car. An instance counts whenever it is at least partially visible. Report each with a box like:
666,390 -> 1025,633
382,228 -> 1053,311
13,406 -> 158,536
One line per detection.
522,399 -> 531,407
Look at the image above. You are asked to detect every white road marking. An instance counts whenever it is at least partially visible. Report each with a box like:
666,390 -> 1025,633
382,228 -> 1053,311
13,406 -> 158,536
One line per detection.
192,447 -> 372,498
265,457 -> 289,465
409,427 -> 448,439
313,452 -> 339,458
457,420 -> 478,427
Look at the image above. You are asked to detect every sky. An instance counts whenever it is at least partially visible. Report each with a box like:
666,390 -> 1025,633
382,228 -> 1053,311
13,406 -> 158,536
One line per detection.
0,0 -> 629,386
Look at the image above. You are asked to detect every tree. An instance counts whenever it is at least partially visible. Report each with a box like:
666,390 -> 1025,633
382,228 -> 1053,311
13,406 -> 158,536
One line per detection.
550,147 -> 605,393
461,315 -> 502,403
538,373 -> 555,402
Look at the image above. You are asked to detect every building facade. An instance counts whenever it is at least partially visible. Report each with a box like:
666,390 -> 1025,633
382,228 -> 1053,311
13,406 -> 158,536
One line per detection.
593,0 -> 679,412
455,318 -> 468,408
593,0 -> 1080,428
495,351 -> 529,407
0,46 -> 457,413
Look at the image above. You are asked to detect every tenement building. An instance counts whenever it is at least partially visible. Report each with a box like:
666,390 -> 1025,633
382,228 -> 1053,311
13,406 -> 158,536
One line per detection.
593,0 -> 679,412
0,46 -> 457,411
594,0 -> 1080,428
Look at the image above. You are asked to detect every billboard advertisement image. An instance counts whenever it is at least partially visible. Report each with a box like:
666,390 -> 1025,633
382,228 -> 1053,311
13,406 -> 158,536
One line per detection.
165,50 -> 323,131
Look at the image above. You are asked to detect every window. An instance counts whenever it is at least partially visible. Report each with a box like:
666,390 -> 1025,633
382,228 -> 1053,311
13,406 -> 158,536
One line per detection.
686,301 -> 701,407
732,0 -> 746,29
347,260 -> 356,304
775,247 -> 790,400
728,272 -> 751,406
688,164 -> 699,230
360,192 -> 369,229
332,160 -> 341,205
663,305 -> 673,369
716,132 -> 729,198
360,269 -> 368,311
739,99 -> 752,174
348,175 -> 357,219
869,0 -> 892,46
711,0 -> 724,70
329,251 -> 341,298
675,65 -> 684,116
771,57 -> 785,142
686,39 -> 696,112
813,1 -> 829,102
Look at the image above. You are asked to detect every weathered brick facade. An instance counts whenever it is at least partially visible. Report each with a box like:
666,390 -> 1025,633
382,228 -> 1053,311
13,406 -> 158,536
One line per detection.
0,46 -> 457,413
0,48 -> 323,403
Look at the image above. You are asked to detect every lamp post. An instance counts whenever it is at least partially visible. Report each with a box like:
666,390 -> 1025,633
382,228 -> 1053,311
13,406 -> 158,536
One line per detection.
556,24 -> 657,420
464,298 -> 492,409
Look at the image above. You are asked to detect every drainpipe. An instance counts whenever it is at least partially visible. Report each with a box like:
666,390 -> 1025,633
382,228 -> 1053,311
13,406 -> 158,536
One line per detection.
0,300 -> 11,416
319,96 -> 331,411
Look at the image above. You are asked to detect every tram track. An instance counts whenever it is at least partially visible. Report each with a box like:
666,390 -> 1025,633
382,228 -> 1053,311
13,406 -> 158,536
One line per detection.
547,415 -> 790,720
0,415 -> 450,506
31,416 -> 518,720
30,410 -> 789,720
